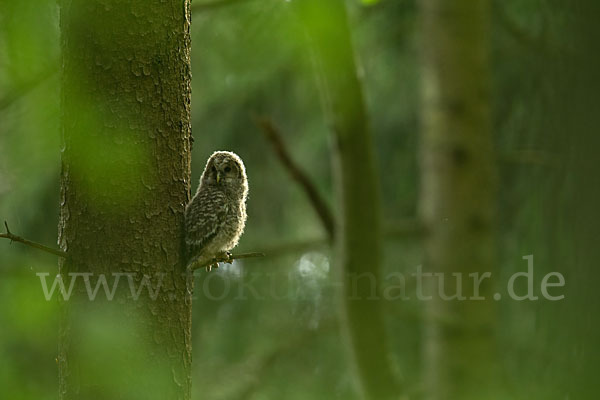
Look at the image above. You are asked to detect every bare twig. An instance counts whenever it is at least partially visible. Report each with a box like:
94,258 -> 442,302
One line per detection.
0,221 -> 68,258
188,251 -> 265,271
190,0 -> 249,13
254,116 -> 336,240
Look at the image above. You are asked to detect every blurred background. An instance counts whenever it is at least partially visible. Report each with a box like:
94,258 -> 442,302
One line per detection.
1,0 -> 599,399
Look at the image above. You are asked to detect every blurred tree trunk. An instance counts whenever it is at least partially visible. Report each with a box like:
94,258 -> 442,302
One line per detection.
541,1 -> 600,397
418,1 -> 499,399
58,1 -> 193,399
296,1 -> 401,399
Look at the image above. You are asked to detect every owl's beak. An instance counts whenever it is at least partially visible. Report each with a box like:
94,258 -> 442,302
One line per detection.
216,172 -> 221,184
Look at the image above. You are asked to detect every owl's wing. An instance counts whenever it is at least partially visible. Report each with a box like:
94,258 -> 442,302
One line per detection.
185,196 -> 227,253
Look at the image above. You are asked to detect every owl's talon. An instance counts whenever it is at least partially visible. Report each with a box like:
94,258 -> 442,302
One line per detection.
206,261 -> 219,272
215,251 -> 233,264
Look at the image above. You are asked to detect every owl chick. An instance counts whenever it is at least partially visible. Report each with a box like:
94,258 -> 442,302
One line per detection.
185,151 -> 248,271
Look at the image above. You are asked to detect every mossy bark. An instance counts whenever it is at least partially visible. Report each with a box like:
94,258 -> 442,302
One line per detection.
58,1 -> 193,399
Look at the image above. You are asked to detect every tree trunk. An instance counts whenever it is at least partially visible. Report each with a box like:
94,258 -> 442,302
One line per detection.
418,0 -> 499,399
296,1 -> 401,399
58,1 -> 193,399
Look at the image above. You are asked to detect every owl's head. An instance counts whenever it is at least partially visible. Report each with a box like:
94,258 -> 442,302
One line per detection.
201,151 -> 247,192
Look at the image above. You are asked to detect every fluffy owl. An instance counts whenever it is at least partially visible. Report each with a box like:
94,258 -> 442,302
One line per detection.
185,151 -> 248,270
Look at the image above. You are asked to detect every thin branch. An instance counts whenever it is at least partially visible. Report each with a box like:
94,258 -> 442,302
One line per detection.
190,0 -> 249,13
254,116 -> 336,240
0,221 -> 68,258
0,220 -> 267,266
188,251 -> 265,271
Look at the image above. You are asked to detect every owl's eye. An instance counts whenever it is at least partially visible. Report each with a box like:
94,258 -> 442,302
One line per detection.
224,166 -> 231,173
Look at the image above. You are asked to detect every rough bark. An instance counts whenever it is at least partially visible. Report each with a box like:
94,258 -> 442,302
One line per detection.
58,1 -> 193,399
418,0 -> 499,399
296,1 -> 401,399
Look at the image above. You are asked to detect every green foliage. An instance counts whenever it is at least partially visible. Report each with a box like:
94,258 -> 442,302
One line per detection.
1,0 -> 599,398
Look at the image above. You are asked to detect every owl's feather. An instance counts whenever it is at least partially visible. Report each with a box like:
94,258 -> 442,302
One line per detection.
186,192 -> 225,246
184,151 -> 248,268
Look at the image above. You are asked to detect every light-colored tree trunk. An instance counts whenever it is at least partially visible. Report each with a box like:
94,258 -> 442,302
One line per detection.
58,1 -> 193,398
418,0 -> 499,399
296,1 -> 401,399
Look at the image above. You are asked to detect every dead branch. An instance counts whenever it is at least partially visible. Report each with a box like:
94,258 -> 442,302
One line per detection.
254,116 -> 336,240
0,221 -> 68,258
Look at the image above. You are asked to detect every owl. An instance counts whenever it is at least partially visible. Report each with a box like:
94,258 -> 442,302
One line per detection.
185,151 -> 248,271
